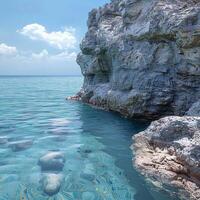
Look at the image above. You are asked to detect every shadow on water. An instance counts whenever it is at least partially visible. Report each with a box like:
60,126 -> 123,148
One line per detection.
78,103 -> 179,200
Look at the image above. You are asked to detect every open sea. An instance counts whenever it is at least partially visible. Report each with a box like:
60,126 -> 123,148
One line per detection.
0,76 -> 178,200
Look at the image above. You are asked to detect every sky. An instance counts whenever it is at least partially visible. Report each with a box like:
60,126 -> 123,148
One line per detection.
0,0 -> 109,75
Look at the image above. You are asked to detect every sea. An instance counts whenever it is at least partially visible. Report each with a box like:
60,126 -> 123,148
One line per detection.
0,76 -> 178,200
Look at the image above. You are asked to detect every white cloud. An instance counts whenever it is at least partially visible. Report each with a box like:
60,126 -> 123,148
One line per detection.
31,49 -> 49,60
0,42 -> 76,63
18,23 -> 77,50
31,49 -> 76,61
50,51 -> 77,61
0,43 -> 17,56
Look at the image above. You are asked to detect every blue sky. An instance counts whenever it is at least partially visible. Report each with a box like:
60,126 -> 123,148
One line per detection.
0,0 -> 108,75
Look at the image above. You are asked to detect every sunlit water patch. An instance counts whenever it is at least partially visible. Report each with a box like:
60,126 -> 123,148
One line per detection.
0,76 -> 178,200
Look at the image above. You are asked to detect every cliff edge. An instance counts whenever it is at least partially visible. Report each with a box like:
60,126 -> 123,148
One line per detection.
76,0 -> 200,119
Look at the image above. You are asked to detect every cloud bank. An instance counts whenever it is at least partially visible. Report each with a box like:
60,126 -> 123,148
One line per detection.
0,24 -> 79,75
0,43 -> 17,56
18,23 -> 77,50
0,45 -> 76,62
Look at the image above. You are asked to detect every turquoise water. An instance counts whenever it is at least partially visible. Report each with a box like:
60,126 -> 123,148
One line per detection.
0,76 -> 177,200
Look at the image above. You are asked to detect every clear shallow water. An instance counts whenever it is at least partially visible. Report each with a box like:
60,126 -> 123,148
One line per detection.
0,76 -> 177,200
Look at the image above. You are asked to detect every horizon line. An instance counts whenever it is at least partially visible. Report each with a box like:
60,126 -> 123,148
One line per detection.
0,74 -> 82,77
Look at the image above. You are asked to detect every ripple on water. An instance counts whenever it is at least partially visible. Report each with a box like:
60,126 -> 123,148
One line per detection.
0,77 -> 178,200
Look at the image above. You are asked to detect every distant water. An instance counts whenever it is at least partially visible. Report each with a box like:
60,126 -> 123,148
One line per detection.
0,76 -> 177,200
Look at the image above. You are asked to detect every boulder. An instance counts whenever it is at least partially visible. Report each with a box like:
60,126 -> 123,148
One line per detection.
132,116 -> 200,200
41,173 -> 63,196
38,151 -> 65,171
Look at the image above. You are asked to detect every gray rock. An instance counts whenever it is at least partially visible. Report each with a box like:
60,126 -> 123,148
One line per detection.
80,173 -> 95,182
41,173 -> 63,196
38,151 -> 65,172
132,116 -> 200,200
186,101 -> 200,116
9,140 -> 33,152
76,0 -> 200,119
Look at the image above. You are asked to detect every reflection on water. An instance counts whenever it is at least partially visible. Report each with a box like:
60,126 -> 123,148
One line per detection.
0,76 -> 178,200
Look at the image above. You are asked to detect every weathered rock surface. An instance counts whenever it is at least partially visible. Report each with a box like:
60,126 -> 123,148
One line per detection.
186,101 -> 200,116
132,116 -> 200,200
75,0 -> 200,199
77,0 -> 200,119
41,173 -> 63,196
38,151 -> 65,171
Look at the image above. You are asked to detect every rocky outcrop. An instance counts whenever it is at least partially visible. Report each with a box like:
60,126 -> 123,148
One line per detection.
76,0 -> 200,119
132,116 -> 200,200
74,0 -> 200,199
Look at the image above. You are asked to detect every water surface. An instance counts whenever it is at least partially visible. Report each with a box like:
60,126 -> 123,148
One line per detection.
0,76 -> 178,200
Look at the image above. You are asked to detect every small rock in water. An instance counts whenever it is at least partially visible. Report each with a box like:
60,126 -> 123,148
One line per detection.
80,173 -> 95,182
82,191 -> 95,200
9,140 -> 33,152
38,151 -> 65,171
41,173 -> 63,196
0,136 -> 8,144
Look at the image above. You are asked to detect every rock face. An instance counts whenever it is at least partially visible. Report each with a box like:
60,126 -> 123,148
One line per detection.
77,0 -> 200,119
76,0 -> 200,199
132,116 -> 200,200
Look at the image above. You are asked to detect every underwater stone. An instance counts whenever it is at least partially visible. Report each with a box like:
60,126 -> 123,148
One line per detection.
80,173 -> 95,182
0,136 -> 8,144
38,151 -> 65,171
82,191 -> 95,200
9,140 -> 33,152
41,173 -> 63,196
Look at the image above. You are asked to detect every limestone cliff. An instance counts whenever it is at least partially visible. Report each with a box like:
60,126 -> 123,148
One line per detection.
74,0 -> 200,199
76,0 -> 200,120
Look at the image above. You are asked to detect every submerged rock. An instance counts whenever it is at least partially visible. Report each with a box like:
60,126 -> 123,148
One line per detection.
0,136 -> 8,145
80,173 -> 95,182
75,0 -> 200,119
41,173 -> 63,196
9,140 -> 33,152
132,116 -> 200,200
38,151 -> 65,171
